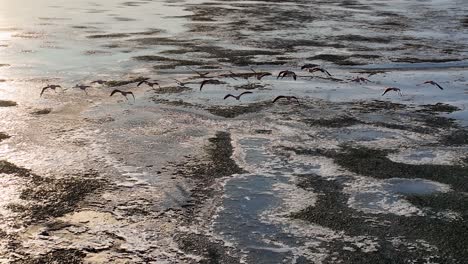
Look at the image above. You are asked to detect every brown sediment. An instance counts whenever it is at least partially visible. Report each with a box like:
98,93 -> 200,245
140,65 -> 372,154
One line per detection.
442,130 -> 468,146
87,33 -> 131,39
133,55 -> 205,69
462,17 -> 468,27
71,25 -> 98,29
13,249 -> 86,264
417,103 -> 460,113
351,70 -> 387,76
168,132 -> 244,261
106,77 -> 148,87
0,160 -> 32,176
304,115 -> 363,128
207,101 -> 271,118
323,145 -> 468,192
9,173 -> 105,223
350,100 -> 407,112
0,132 -> 10,142
233,83 -> 268,90
130,37 -> 187,46
176,131 -> 244,183
31,108 -> 52,115
308,53 -> 381,65
152,86 -> 191,94
113,16 -> 137,22
2,160 -> 105,223
0,100 -> 17,107
289,174 -> 468,263
422,115 -> 457,129
175,233 -> 240,264
390,57 -> 464,63
152,98 -> 197,108
336,34 -> 389,43
170,132 -> 244,220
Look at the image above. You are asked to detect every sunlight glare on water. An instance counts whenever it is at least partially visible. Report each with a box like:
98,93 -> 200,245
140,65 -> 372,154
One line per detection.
0,0 -> 189,81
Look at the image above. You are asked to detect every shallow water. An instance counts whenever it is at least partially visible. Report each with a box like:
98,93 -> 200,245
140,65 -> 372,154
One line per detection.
1,0 -> 468,263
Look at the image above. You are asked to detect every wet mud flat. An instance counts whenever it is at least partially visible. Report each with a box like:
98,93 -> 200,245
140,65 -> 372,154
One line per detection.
2,90 -> 468,263
0,0 -> 467,263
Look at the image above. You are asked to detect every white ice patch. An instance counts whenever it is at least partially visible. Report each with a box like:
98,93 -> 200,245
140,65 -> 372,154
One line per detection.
271,182 -> 318,214
345,177 -> 451,216
388,147 -> 467,165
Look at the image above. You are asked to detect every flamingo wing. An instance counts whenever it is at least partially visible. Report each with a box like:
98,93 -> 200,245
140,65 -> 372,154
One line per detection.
434,82 -> 444,90
110,89 -> 122,97
40,87 -> 48,97
273,96 -> 286,103
224,94 -> 235,100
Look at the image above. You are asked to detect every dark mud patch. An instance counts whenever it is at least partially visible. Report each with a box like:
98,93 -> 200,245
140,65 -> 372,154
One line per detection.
304,115 -> 363,128
14,249 -> 86,264
304,100 -> 457,134
175,233 -> 240,264
121,1 -> 144,7
0,100 -> 17,107
71,25 -> 98,29
212,47 -> 281,66
0,160 -> 32,176
336,34 -> 389,44
171,132 -> 243,220
130,37 -> 187,46
152,98 -> 196,108
10,176 -> 104,222
134,55 -> 204,68
169,44 -> 281,67
0,63 -> 10,67
101,43 -> 121,49
207,101 -> 271,118
325,146 -> 468,192
290,174 -> 468,263
254,129 -> 272,134
308,53 -> 381,65
390,57 -> 464,63
152,86 -> 191,94
0,132 -> 10,142
31,108 -> 52,115
462,17 -> 468,27
370,121 -> 434,134
233,83 -> 268,90
418,103 -> 460,113
87,33 -> 131,39
3,161 -> 105,223
406,192 -> 468,216
84,116 -> 115,124
349,100 -> 407,112
106,77 -> 148,87
180,132 -> 244,183
422,115 -> 457,129
442,130 -> 468,146
351,70 -> 387,76
133,55 -> 173,62
113,17 -> 137,22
